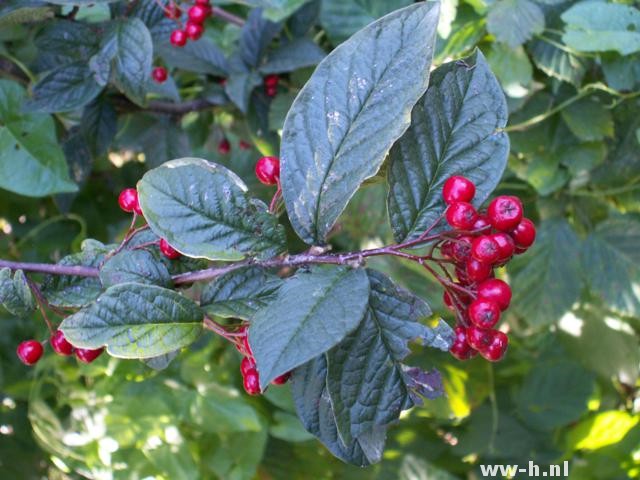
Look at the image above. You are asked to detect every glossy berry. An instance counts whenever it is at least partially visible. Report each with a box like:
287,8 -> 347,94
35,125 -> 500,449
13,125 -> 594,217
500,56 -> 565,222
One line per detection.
218,138 -> 231,155
159,238 -> 181,259
468,299 -> 501,329
50,330 -> 74,356
118,188 -> 139,213
450,327 -> 477,360
465,326 -> 494,352
170,29 -> 187,47
446,202 -> 478,230
243,368 -> 261,395
17,340 -> 43,366
239,140 -> 252,150
152,66 -> 168,84
255,156 -> 280,185
272,372 -> 291,385
472,214 -> 491,231
480,331 -> 508,362
450,236 -> 473,263
75,347 -> 104,364
165,3 -> 181,19
264,74 -> 279,88
471,236 -> 501,264
491,232 -> 516,262
240,356 -> 256,376
442,176 -> 476,205
185,21 -> 204,41
515,245 -> 528,255
188,4 -> 209,23
487,195 -> 523,231
465,258 -> 492,283
477,279 -> 511,311
195,0 -> 210,4
511,218 -> 536,248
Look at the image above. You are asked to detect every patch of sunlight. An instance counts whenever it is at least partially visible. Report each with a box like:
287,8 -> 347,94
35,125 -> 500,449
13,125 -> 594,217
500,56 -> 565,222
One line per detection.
558,311 -> 584,337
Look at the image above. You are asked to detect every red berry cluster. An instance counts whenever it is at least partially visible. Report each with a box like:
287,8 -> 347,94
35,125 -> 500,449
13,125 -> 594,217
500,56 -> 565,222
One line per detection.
17,330 -> 103,366
236,326 -> 290,395
167,0 -> 212,47
439,176 -> 536,362
255,156 -> 280,186
264,74 -> 279,97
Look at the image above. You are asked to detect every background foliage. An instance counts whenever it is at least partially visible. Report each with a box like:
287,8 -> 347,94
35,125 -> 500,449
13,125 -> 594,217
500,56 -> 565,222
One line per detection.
1,0 -> 639,478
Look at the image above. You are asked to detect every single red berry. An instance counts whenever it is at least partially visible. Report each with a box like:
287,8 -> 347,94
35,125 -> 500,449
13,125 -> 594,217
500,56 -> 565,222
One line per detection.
118,188 -> 139,213
443,291 -> 454,311
159,238 -> 181,259
170,29 -> 187,47
515,245 -> 528,255
472,214 -> 491,232
490,232 -> 516,262
465,326 -> 494,351
185,21 -> 204,40
195,0 -> 210,4
468,299 -> 501,329
165,3 -> 181,19
243,368 -> 261,395
446,202 -> 478,230
255,156 -> 280,185
188,4 -> 209,23
265,85 -> 278,97
152,66 -> 168,84
480,331 -> 509,362
450,326 -> 477,360
218,138 -> 231,155
264,74 -> 279,88
465,258 -> 492,283
442,176 -> 476,205
75,347 -> 104,364
511,218 -> 536,248
272,372 -> 291,385
239,140 -> 252,150
240,356 -> 256,376
487,196 -> 523,231
17,340 -> 43,366
450,236 -> 474,263
477,279 -> 511,311
50,330 -> 74,356
471,235 -> 501,264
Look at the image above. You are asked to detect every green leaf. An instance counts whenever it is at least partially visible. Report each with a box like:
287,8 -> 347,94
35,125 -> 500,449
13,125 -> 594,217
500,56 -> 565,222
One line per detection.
0,1 -> 51,27
0,269 -> 35,317
526,153 -> 568,196
244,0 -> 311,22
249,266 -> 370,389
34,20 -> 101,61
561,97 -> 614,142
240,8 -> 282,68
516,361 -> 594,430
281,3 -> 440,245
142,350 -> 179,371
25,62 -> 103,113
561,3 -> 640,55
60,283 -> 203,358
487,43 -> 532,98
158,38 -> 228,76
510,219 -> 582,326
529,37 -> 587,86
200,266 -> 283,320
43,0 -> 119,3
269,411 -> 315,442
136,115 -> 191,168
0,80 -> 77,197
190,385 -> 263,433
137,158 -> 286,261
80,97 -> 117,156
602,54 -> 640,91
557,142 -> 606,176
260,37 -> 326,74
487,0 -> 544,48
565,411 -> 639,451
100,249 -> 173,288
387,50 -> 508,242
224,70 -> 263,113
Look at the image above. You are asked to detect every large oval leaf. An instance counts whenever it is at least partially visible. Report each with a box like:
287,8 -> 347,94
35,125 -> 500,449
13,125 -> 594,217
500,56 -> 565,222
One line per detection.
137,158 -> 286,261
387,50 -> 509,242
60,283 -> 203,358
280,2 -> 440,245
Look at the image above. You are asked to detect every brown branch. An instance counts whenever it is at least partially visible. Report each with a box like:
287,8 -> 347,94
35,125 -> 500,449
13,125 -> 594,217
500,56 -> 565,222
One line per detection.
111,95 -> 219,115
0,260 -> 99,277
212,7 -> 245,26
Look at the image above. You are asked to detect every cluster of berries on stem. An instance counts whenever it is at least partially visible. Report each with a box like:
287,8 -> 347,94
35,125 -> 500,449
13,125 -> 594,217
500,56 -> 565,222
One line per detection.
17,331 -> 103,366
166,0 -> 212,47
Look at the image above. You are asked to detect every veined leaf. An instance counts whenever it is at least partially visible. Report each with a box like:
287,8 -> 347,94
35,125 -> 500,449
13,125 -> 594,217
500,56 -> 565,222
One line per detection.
487,0 -> 544,48
100,249 -> 173,289
0,269 -> 35,317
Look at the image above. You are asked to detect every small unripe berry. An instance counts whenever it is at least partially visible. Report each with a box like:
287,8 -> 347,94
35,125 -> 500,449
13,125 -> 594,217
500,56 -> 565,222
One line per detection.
170,29 -> 188,47
487,195 -> 523,231
255,156 -> 280,185
17,340 -> 43,366
471,235 -> 501,264
468,299 -> 501,329
442,176 -> 476,205
218,138 -> 231,155
118,188 -> 139,213
243,368 -> 261,395
75,347 -> 104,364
465,258 -> 492,283
446,202 -> 478,230
511,218 -> 536,248
159,238 -> 181,259
185,21 -> 204,41
477,279 -> 511,311
50,330 -> 74,356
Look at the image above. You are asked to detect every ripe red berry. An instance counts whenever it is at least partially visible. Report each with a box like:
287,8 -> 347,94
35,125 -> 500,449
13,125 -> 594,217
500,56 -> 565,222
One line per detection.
272,372 -> 291,385
477,279 -> 511,311
450,326 -> 477,360
265,85 -> 278,97
170,29 -> 187,47
511,218 -> 536,248
185,21 -> 204,40
159,238 -> 181,259
50,330 -> 74,356
446,202 -> 478,230
468,299 -> 501,329
450,236 -> 473,263
491,232 -> 516,262
165,3 -> 181,19
465,326 -> 494,352
480,331 -> 509,362
75,347 -> 104,363
239,140 -> 252,150
471,235 -> 501,264
17,340 -> 43,366
243,368 -> 261,395
442,176 -> 476,205
487,195 -> 523,231
255,156 -> 280,185
264,74 -> 279,88
465,258 -> 492,283
118,188 -> 139,213
240,356 -> 256,376
188,4 -> 209,23
472,214 -> 491,231
515,245 -> 528,255
218,138 -> 231,155
195,0 -> 210,4
152,66 -> 168,84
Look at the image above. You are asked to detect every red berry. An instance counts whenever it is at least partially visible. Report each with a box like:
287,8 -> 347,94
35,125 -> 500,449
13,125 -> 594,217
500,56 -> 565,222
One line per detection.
450,236 -> 473,263
491,232 -> 516,262
480,331 -> 509,362
515,245 -> 528,255
75,347 -> 104,364
185,21 -> 204,40
446,202 -> 478,230
165,3 -> 181,19
472,214 -> 491,231
465,258 -> 492,283
240,356 -> 256,376
511,218 -> 536,248
159,238 -> 181,259
243,368 -> 261,395
17,340 -> 43,366
195,0 -> 210,4
468,299 -> 501,329
487,196 -> 523,231
477,279 -> 511,311
188,4 -> 209,23
255,156 -> 280,185
264,74 -> 279,88
50,330 -> 74,356
265,85 -> 277,97
471,235 -> 501,264
239,140 -> 252,150
443,291 -> 454,311
218,138 -> 231,155
465,326 -> 494,351
272,372 -> 291,385
170,29 -> 187,47
152,66 -> 168,84
442,176 -> 476,205
118,188 -> 139,213
450,326 -> 477,360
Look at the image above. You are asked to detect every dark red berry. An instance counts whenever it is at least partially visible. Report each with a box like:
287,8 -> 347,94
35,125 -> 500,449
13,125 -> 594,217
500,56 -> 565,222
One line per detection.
218,138 -> 231,155
265,85 -> 278,97
17,340 -> 43,366
152,66 -> 168,84
465,258 -> 492,283
443,291 -> 454,311
477,279 -> 511,311
468,299 -> 501,329
239,140 -> 252,150
272,372 -> 291,385
446,202 -> 478,230
170,29 -> 187,47
159,238 -> 181,259
515,245 -> 528,255
442,176 -> 476,205
255,156 -> 280,185
472,214 -> 491,231
185,21 -> 204,40
511,218 -> 536,248
240,356 -> 256,376
243,368 -> 261,395
188,4 -> 209,23
50,330 -> 74,356
491,232 -> 516,262
195,0 -> 210,4
480,331 -> 508,362
450,326 -> 477,360
118,188 -> 139,213
165,3 -> 181,19
264,74 -> 279,88
451,236 -> 473,263
75,347 -> 104,364
487,195 -> 523,231
471,235 -> 501,264
466,326 -> 494,351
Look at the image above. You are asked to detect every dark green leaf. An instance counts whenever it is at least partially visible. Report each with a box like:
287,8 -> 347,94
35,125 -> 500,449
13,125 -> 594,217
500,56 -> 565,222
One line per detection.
60,283 -> 203,358
224,70 -> 263,113
240,8 -> 282,68
387,50 -> 508,242
100,249 -> 173,288
34,20 -> 101,61
137,158 -> 286,261
80,97 -> 117,156
137,115 -> 191,168
158,38 -> 228,76
130,0 -> 174,42
529,37 -> 586,86
0,269 -> 35,317
487,43 -> 532,98
0,1 -> 50,26
561,97 -> 614,142
487,0 -> 544,48
260,37 -> 325,74
249,266 -> 370,389
281,3 -> 440,244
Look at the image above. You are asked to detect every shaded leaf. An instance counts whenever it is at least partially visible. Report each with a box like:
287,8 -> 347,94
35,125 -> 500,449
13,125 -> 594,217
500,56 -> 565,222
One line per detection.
100,249 -> 173,288
0,269 -> 35,317
487,0 -> 544,48
260,37 -> 326,74
561,97 -> 614,142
